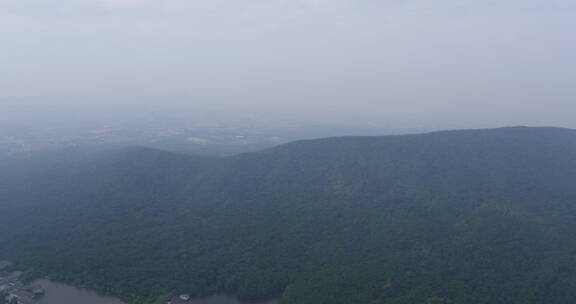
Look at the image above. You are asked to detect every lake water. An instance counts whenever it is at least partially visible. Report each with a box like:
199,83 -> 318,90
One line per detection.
33,279 -> 125,304
184,295 -> 278,304
32,279 -> 278,304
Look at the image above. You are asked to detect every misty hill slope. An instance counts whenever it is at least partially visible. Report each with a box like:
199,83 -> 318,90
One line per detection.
2,127 -> 576,304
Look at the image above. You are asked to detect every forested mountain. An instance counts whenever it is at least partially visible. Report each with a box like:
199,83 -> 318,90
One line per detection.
2,127 -> 576,304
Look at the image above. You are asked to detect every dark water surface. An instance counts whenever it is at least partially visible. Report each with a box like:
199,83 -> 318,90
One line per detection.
33,279 -> 125,304
185,295 -> 278,304
32,279 -> 278,304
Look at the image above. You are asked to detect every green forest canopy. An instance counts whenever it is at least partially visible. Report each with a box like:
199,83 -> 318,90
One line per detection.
1,127 -> 576,304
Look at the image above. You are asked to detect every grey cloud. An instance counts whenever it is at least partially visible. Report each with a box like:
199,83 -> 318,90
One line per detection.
0,0 -> 575,129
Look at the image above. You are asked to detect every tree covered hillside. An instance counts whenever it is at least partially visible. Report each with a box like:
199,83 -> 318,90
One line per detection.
1,127 -> 576,304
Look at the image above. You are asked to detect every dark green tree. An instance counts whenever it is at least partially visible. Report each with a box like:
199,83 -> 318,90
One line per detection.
2,127 -> 576,304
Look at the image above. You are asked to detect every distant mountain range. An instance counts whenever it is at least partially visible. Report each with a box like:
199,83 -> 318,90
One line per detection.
2,127 -> 576,304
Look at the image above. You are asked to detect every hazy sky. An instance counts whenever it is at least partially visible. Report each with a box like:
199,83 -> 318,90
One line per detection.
1,0 -> 575,129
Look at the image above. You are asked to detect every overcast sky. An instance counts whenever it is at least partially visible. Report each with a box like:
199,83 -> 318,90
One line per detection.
1,0 -> 575,129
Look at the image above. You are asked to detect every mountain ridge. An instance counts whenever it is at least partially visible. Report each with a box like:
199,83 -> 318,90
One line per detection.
1,126 -> 576,304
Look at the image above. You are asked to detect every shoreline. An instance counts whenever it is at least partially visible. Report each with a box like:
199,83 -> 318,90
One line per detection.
2,261 -> 278,304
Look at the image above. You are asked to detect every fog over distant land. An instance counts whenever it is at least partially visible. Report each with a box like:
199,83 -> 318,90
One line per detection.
1,0 -> 575,129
